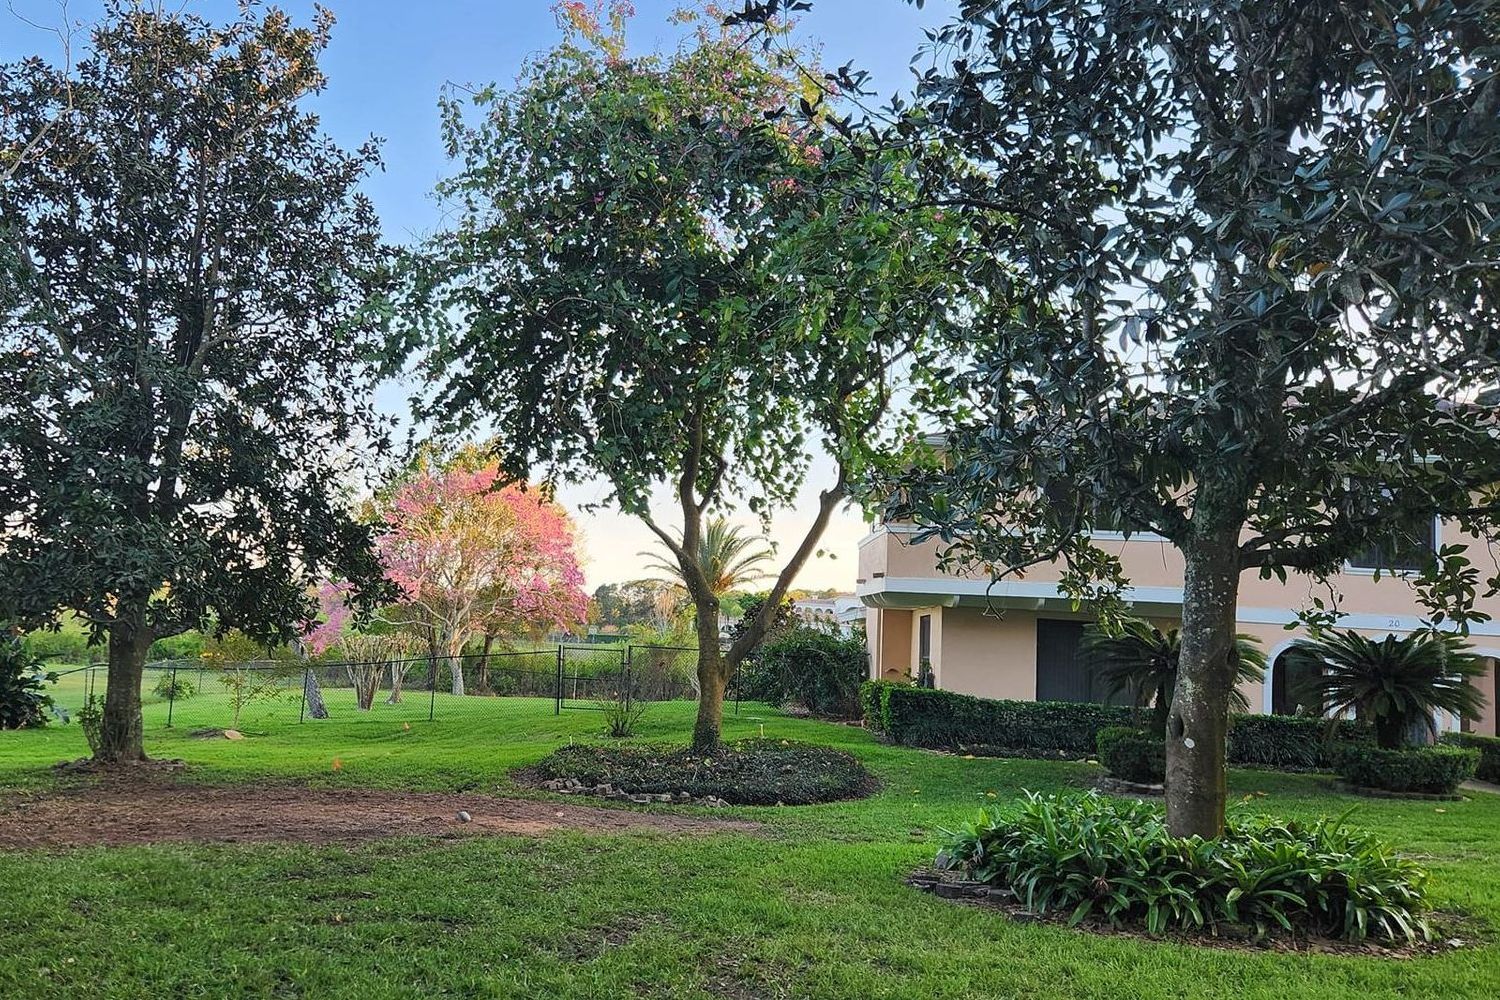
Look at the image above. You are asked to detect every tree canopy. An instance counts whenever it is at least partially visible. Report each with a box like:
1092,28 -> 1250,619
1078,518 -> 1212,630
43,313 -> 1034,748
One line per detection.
0,3 -> 393,760
392,2 -> 967,749
825,0 -> 1500,835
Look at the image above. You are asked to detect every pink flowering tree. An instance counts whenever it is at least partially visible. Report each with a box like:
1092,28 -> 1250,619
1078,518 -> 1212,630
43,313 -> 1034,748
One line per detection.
311,464 -> 587,697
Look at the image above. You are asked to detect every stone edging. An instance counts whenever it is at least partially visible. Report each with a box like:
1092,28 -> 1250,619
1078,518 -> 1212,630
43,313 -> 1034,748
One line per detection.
1095,776 -> 1165,796
538,777 -> 731,808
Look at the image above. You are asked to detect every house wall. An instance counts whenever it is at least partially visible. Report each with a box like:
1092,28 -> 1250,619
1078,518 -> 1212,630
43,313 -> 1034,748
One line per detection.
932,608 -> 1037,701
869,607 -> 914,681
859,527 -> 1473,621
859,525 -> 1500,727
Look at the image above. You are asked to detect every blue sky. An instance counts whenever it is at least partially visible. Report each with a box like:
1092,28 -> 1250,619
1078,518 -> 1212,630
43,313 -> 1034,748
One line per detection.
2,0 -> 952,591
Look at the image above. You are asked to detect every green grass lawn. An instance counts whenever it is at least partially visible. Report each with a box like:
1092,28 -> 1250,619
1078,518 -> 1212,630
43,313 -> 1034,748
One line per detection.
1,698 -> 1498,999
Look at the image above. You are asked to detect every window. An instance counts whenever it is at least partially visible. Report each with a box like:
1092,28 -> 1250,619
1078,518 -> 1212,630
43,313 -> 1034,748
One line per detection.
1348,512 -> 1438,572
1042,480 -> 1136,535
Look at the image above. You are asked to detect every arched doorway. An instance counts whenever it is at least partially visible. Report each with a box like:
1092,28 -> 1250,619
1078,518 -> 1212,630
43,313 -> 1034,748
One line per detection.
1463,654 -> 1499,737
1269,649 -> 1322,717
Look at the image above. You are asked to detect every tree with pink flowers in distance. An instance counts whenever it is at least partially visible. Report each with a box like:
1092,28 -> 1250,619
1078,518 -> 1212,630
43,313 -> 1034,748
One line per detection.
359,464 -> 587,697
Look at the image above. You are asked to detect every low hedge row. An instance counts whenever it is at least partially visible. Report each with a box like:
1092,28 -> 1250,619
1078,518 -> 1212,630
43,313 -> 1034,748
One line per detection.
1335,745 -> 1479,795
1227,713 -> 1372,771
1442,731 -> 1500,783
862,681 -> 1374,771
862,681 -> 1130,757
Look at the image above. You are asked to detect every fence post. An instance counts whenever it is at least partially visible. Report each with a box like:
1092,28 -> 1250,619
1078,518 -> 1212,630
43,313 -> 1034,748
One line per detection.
734,661 -> 741,715
428,656 -> 438,722
554,645 -> 563,715
165,663 -> 179,728
624,645 -> 632,712
298,669 -> 308,724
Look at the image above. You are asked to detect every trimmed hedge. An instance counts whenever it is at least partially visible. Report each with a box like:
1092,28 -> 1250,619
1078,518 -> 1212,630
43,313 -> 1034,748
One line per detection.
1227,713 -> 1372,771
862,681 -> 1130,756
1442,731 -> 1500,783
862,680 -> 1376,772
1096,726 -> 1165,784
1335,745 -> 1479,795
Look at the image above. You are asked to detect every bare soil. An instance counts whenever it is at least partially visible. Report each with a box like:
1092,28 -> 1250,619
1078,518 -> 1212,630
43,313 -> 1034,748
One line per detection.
0,772 -> 760,850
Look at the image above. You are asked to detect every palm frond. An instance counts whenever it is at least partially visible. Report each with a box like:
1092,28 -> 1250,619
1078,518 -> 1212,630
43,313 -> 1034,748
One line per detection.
1287,629 -> 1488,748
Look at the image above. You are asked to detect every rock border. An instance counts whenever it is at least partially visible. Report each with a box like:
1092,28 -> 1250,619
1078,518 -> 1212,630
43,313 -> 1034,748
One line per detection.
1094,776 -> 1165,797
538,776 -> 732,809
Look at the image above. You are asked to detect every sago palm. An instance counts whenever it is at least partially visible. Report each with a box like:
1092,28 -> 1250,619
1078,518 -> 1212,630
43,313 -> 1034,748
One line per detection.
1285,629 -> 1487,749
1083,618 -> 1266,730
642,517 -> 774,596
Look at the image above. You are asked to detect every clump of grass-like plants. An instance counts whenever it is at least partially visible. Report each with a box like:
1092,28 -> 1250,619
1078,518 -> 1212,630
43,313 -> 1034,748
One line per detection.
937,791 -> 1430,943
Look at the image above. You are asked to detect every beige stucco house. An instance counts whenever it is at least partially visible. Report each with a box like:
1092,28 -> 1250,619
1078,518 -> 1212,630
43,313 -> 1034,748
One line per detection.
858,521 -> 1500,738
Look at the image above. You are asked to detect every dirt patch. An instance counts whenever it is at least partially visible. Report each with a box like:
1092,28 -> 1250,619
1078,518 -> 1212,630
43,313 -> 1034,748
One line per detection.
0,774 -> 760,850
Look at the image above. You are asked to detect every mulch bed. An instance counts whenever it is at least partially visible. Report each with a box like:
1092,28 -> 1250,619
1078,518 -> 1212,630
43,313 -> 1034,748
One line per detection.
908,867 -> 1477,959
0,771 -> 760,850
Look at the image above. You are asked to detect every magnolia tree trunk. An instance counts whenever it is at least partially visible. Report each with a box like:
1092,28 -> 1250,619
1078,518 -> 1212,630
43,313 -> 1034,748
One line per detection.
1165,534 -> 1243,838
98,609 -> 152,762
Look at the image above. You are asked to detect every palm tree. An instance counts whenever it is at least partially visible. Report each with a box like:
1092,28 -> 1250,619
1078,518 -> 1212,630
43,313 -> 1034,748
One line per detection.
1286,629 -> 1487,749
1083,618 -> 1266,730
642,517 -> 774,596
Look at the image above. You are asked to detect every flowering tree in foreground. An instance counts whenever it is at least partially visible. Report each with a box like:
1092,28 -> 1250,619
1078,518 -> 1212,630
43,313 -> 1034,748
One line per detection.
308,464 -> 588,697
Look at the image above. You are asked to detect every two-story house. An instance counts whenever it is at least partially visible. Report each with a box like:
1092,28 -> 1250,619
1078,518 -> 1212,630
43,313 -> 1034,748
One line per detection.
857,518 -> 1500,737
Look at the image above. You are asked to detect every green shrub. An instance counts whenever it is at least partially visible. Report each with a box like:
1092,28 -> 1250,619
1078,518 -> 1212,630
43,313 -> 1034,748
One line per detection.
743,627 -> 868,718
1335,744 -> 1478,795
151,673 -> 196,701
862,681 -> 1377,773
1228,713 -> 1372,771
938,791 -> 1430,943
860,680 -> 887,733
1095,726 -> 1165,784
77,694 -> 103,753
0,635 -> 58,729
532,739 -> 877,805
860,681 -> 1131,756
1442,731 -> 1500,783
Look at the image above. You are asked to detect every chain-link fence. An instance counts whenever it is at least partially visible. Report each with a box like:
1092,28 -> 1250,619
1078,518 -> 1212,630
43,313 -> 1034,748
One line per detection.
49,644 -> 735,731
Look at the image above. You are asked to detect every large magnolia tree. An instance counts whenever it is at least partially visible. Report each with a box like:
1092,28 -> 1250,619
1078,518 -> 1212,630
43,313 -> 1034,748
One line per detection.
391,3 -> 968,749
0,4 -> 392,762
867,0 -> 1500,836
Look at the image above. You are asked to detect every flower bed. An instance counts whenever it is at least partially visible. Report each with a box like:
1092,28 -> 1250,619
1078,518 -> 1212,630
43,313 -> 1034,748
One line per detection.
527,738 -> 878,806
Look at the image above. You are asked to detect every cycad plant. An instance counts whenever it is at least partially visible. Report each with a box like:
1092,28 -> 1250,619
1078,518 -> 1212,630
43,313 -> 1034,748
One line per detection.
1083,618 -> 1266,730
1285,630 -> 1487,749
642,517 -> 774,595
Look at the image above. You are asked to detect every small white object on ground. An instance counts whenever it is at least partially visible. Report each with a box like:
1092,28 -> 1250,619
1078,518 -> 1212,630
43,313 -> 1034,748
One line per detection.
456,810 -> 472,823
